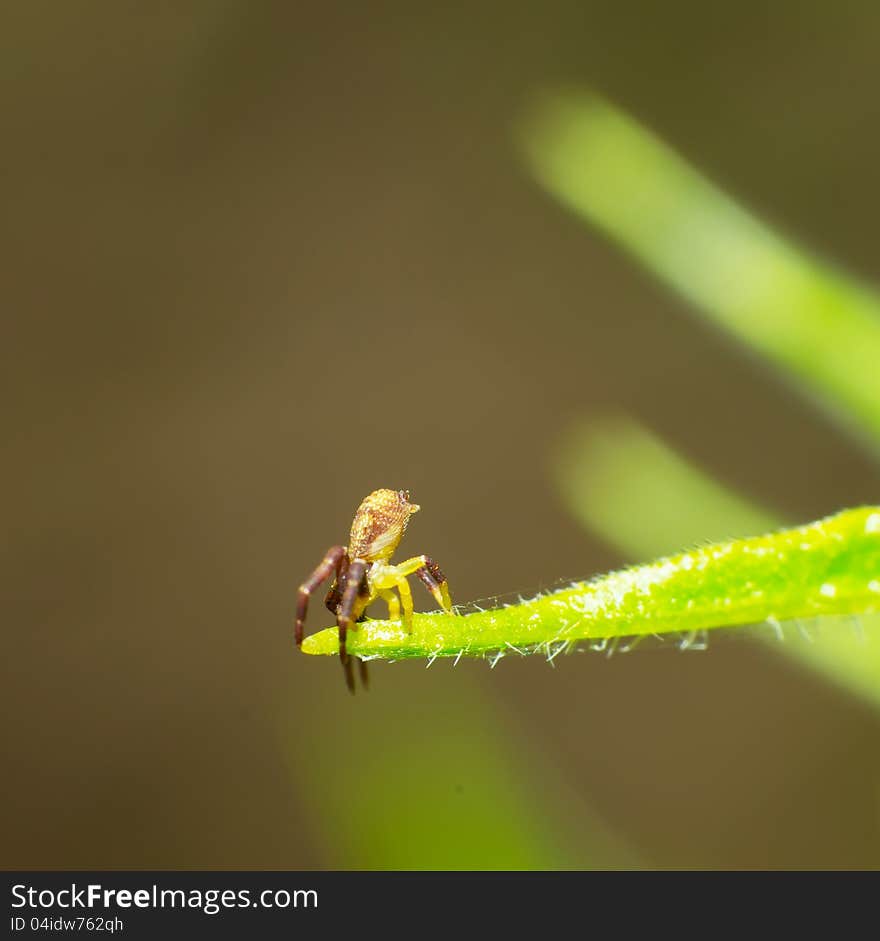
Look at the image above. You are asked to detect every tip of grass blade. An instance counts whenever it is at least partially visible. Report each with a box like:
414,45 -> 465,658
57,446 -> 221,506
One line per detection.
300,627 -> 340,656
300,619 -> 412,657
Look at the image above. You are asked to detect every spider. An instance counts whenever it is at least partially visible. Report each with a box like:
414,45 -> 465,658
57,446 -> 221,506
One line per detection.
295,488 -> 453,692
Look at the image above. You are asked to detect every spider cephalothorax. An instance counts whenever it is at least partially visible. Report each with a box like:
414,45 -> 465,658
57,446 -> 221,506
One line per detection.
295,489 -> 453,691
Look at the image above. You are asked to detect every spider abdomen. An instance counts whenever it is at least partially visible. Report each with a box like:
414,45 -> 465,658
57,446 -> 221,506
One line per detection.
348,488 -> 420,561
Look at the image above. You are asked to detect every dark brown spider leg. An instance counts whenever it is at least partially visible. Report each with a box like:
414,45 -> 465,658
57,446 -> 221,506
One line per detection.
337,558 -> 368,665
415,556 -> 453,612
341,656 -> 356,694
295,545 -> 347,646
323,554 -> 349,615
340,656 -> 368,694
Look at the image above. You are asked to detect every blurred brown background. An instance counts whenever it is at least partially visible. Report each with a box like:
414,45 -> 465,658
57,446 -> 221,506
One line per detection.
3,2 -> 880,868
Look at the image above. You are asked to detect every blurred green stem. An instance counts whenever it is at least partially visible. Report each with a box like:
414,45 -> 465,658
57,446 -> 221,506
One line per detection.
518,91 -> 880,453
552,416 -> 880,708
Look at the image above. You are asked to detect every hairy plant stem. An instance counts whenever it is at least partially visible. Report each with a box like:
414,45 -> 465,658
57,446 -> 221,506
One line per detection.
301,507 -> 880,661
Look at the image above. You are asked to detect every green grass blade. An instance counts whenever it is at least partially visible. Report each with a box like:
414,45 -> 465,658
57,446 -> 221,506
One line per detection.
552,416 -> 880,709
555,415 -> 777,559
518,91 -> 880,452
301,506 -> 880,661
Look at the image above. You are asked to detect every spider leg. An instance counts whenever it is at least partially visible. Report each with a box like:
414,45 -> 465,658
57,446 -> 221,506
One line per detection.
296,545 -> 347,646
394,572 -> 414,632
336,558 -> 370,694
379,588 -> 401,622
323,553 -> 349,615
396,555 -> 454,613
337,556 -> 367,651
417,558 -> 453,613
339,653 -> 370,693
341,656 -> 356,694
340,655 -> 369,693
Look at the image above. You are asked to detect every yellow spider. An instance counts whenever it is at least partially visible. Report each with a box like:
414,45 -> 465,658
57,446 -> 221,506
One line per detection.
295,489 -> 454,691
